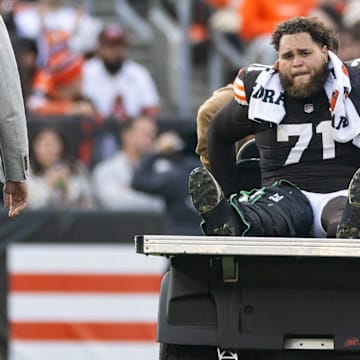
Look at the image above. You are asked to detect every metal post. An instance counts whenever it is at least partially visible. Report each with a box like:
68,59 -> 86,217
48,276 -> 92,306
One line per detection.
81,0 -> 95,14
209,41 -> 224,93
174,0 -> 192,117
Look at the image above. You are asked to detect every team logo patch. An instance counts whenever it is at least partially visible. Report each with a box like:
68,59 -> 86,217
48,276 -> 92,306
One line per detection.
304,103 -> 314,114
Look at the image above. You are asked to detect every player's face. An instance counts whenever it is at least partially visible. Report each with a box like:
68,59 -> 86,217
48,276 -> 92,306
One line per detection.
122,118 -> 157,156
277,32 -> 329,98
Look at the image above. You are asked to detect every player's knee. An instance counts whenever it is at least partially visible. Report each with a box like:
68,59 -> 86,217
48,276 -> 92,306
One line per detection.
321,196 -> 347,237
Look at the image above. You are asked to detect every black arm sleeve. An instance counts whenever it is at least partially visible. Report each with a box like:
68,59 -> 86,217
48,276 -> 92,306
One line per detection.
208,98 -> 256,196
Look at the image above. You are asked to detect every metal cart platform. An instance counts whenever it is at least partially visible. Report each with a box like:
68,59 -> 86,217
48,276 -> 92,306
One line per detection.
135,235 -> 360,359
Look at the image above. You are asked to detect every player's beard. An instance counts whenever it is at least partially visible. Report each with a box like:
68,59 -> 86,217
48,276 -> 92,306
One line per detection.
279,63 -> 329,99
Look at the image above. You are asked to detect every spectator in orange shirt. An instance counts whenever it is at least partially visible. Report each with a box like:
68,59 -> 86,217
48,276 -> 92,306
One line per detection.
26,51 -> 97,118
239,0 -> 317,64
25,30 -> 101,167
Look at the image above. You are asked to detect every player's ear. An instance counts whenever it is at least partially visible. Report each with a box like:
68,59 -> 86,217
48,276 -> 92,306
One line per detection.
322,45 -> 329,64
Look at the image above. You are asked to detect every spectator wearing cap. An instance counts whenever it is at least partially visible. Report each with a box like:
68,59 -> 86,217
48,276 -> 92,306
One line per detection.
82,23 -> 161,122
26,50 -> 98,118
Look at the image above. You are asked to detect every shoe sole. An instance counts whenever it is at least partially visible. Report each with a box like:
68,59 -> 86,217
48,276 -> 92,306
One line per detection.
349,168 -> 360,208
189,168 -> 223,215
337,168 -> 360,238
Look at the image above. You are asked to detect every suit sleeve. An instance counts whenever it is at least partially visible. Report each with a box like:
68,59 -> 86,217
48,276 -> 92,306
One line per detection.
0,16 -> 29,182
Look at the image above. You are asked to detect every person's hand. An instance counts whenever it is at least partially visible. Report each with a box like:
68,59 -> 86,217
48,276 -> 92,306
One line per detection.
45,162 -> 70,188
69,101 -> 97,117
155,131 -> 184,155
3,181 -> 28,218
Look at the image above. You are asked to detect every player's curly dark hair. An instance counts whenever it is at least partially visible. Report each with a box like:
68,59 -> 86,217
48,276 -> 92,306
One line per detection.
271,16 -> 338,52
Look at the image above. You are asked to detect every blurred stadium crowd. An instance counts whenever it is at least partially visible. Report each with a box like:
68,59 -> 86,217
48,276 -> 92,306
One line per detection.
2,0 -> 360,234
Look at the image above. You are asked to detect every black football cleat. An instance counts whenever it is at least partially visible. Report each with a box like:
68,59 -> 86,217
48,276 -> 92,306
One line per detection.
189,167 -> 240,235
189,167 -> 223,215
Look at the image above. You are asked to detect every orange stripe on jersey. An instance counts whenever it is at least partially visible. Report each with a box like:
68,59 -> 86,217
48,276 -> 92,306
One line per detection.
234,84 -> 245,95
233,77 -> 244,88
233,78 -> 248,105
233,80 -> 245,92
330,89 -> 339,112
234,92 -> 247,102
